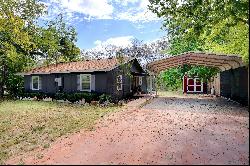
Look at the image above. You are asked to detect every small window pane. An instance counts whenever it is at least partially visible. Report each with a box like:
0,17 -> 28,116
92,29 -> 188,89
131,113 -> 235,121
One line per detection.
196,79 -> 201,85
196,86 -> 202,91
82,75 -> 90,82
188,79 -> 194,85
117,75 -> 122,83
188,86 -> 194,91
82,82 -> 90,90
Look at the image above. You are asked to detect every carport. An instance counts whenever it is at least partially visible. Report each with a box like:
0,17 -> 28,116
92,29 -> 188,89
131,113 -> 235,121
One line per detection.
147,51 -> 249,105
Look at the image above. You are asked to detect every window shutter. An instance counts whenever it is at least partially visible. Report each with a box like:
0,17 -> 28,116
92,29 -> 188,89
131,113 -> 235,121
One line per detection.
91,75 -> 95,91
39,76 -> 42,90
77,75 -> 80,91
57,77 -> 62,86
30,77 -> 32,90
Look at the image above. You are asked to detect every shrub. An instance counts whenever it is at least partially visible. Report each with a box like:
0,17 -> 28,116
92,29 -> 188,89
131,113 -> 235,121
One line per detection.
99,94 -> 112,104
18,92 -> 104,103
54,92 -> 67,101
5,75 -> 24,98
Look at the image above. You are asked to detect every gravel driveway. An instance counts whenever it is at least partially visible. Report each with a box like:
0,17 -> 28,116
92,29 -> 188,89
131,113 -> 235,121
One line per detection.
8,96 -> 249,165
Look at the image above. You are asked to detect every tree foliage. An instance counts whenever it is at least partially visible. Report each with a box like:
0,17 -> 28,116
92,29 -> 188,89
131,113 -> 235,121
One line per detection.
0,0 -> 80,98
149,0 -> 248,91
35,14 -> 80,65
149,0 -> 249,63
157,65 -> 219,91
82,37 -> 169,67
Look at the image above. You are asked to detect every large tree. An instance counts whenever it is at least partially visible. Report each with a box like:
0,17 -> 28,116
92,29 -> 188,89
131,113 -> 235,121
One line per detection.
148,0 -> 249,63
0,0 -> 46,97
34,14 -> 80,65
0,0 -> 81,98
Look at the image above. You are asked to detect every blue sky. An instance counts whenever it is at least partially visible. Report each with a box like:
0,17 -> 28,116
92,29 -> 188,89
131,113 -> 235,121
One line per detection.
41,0 -> 166,50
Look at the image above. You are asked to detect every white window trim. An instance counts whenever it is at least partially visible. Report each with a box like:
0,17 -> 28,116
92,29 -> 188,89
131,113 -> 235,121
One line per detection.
187,78 -> 203,92
80,74 -> 91,92
32,76 -> 40,90
117,75 -> 123,91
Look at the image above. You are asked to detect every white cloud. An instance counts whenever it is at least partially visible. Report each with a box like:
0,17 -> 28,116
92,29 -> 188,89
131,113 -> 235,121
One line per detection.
93,36 -> 135,48
42,0 -> 113,23
43,0 -> 159,23
113,0 -> 141,6
114,0 -> 159,22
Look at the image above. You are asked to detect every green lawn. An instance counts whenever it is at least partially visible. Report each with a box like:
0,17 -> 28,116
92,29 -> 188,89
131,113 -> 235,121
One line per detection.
0,100 -> 120,164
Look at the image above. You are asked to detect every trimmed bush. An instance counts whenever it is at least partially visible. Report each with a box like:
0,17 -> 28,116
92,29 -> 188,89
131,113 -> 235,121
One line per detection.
18,92 -> 112,103
99,94 -> 112,104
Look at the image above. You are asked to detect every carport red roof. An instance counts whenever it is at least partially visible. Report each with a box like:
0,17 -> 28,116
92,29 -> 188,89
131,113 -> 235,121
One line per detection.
147,52 -> 246,74
23,57 -> 131,75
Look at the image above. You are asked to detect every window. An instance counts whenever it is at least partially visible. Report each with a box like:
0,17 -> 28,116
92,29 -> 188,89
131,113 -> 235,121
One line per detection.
80,74 -> 91,92
117,75 -> 122,91
187,78 -> 203,92
32,76 -> 40,90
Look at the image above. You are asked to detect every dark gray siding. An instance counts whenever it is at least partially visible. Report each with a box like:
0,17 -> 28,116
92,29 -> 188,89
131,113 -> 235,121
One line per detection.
24,74 -> 56,93
24,76 -> 31,92
42,74 -> 56,93
95,72 -> 108,93
105,59 -> 148,100
63,74 -> 77,93
220,66 -> 248,105
220,71 -> 231,98
131,59 -> 145,73
24,59 -> 148,100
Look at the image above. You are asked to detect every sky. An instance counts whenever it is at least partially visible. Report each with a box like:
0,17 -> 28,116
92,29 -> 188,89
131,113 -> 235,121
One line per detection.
41,0 -> 166,50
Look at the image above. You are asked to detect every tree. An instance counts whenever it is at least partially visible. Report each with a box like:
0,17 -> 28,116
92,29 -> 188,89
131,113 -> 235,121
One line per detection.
0,0 -> 46,97
34,14 -> 80,65
0,1 -> 80,98
148,0 -> 249,63
201,21 -> 249,63
81,37 -> 169,67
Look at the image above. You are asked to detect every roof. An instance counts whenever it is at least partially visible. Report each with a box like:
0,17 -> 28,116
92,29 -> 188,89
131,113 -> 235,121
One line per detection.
147,51 -> 246,74
22,57 -> 133,75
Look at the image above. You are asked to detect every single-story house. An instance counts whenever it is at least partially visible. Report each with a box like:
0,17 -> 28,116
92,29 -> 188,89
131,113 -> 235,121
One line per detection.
21,57 -> 150,99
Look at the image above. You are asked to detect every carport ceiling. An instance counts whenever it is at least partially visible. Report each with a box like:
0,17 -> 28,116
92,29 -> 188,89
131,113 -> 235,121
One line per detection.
147,52 -> 246,74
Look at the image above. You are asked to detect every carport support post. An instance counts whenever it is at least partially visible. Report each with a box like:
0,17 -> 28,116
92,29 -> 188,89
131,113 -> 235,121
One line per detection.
153,73 -> 157,96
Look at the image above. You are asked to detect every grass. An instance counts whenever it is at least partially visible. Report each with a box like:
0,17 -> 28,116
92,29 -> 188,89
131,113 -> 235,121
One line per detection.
0,100 -> 120,164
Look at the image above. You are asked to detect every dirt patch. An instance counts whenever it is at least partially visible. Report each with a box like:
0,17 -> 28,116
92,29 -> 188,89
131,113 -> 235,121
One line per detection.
6,97 -> 249,165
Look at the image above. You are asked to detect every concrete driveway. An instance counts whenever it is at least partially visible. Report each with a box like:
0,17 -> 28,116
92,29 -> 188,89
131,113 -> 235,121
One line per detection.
8,96 -> 249,165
